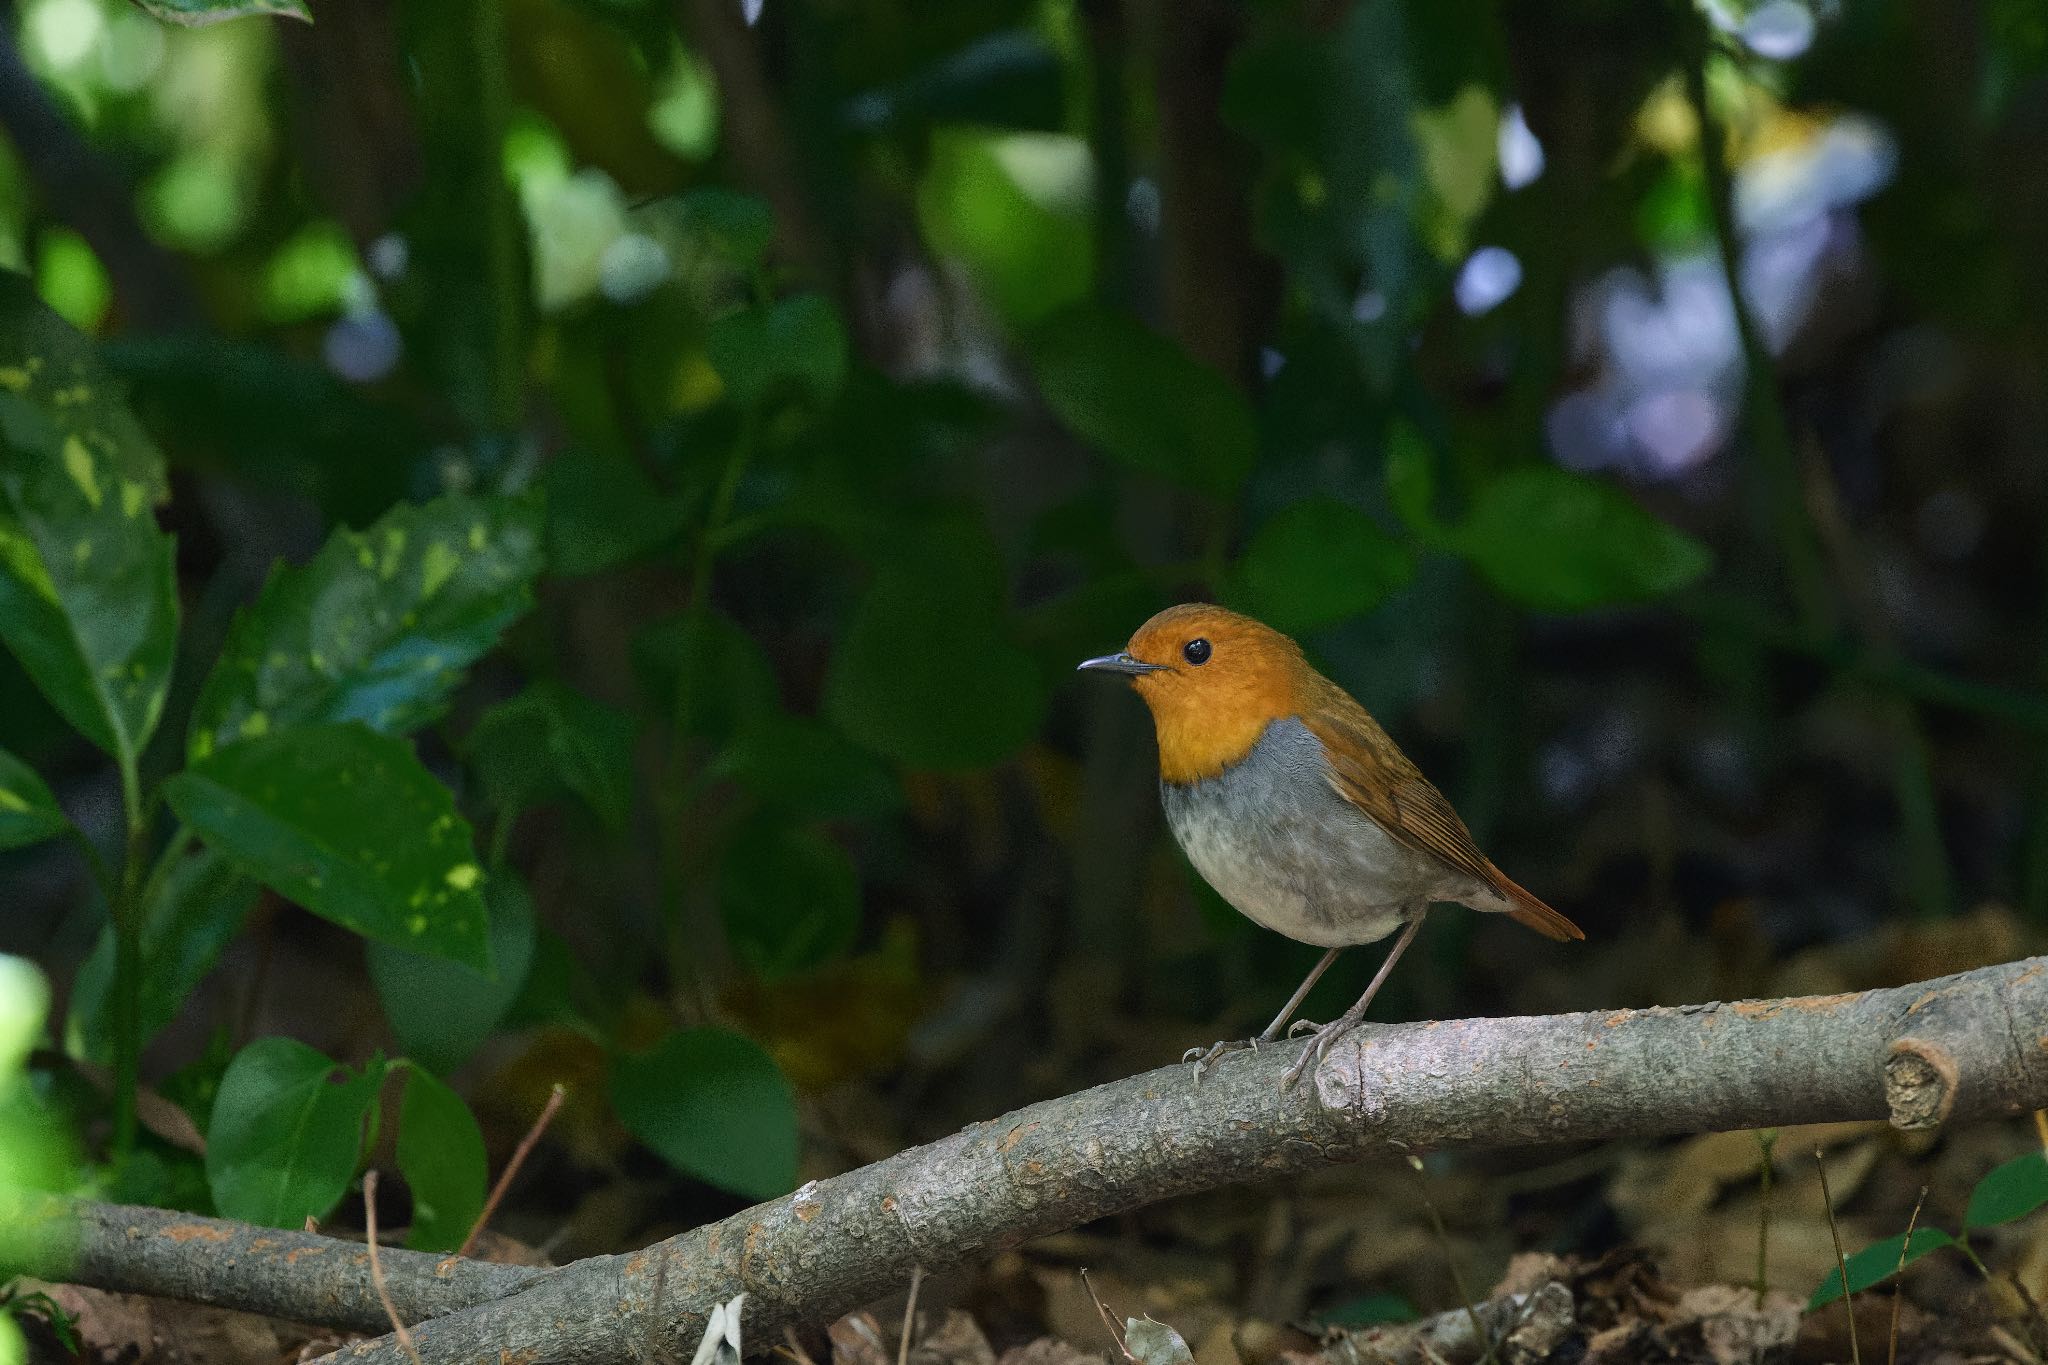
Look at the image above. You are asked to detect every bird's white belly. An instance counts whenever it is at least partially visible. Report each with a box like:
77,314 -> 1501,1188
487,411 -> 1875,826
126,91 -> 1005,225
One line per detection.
1160,718 -> 1460,948
1169,801 -> 1420,946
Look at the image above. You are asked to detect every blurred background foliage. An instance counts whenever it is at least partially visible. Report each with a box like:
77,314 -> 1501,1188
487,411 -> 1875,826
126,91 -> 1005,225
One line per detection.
3,0 -> 2048,1320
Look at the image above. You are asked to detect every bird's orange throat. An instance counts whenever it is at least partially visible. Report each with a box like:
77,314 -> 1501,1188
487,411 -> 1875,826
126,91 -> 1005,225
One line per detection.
1135,670 -> 1294,784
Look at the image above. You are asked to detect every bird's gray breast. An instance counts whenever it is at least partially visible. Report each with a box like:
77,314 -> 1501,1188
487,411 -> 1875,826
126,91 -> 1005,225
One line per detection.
1160,717 -> 1445,947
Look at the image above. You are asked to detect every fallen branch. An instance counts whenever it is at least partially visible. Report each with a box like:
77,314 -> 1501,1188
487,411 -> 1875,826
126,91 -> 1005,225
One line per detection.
33,1198 -> 542,1335
32,957 -> 2048,1365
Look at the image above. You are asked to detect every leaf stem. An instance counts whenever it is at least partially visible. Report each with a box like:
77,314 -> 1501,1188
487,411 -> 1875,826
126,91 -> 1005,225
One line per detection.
1684,41 -> 1834,640
1681,592 -> 2048,733
657,405 -> 763,1014
688,407 -> 760,616
108,757 -> 149,1162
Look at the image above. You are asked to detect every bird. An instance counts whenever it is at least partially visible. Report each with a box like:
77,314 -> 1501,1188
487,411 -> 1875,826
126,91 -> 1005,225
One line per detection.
1078,603 -> 1582,1087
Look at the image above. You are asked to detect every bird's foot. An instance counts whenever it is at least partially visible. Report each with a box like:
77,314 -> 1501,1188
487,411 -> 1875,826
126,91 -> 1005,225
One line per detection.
1182,1036 -> 1260,1082
1281,1017 -> 1363,1089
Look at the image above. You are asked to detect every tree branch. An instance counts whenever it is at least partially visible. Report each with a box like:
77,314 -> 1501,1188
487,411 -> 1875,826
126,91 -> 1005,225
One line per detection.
31,958 -> 2048,1364
32,1199 -> 542,1336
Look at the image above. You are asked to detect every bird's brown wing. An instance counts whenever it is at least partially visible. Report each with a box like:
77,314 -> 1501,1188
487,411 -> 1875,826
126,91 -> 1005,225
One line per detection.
1302,689 -> 1584,942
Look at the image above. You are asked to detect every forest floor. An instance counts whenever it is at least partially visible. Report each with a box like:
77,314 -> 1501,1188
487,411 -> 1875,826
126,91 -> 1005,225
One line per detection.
18,906 -> 2048,1365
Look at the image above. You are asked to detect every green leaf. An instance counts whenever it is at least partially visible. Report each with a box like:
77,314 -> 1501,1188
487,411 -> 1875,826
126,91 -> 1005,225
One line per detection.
678,190 -> 776,269
1383,424 -> 1438,535
67,847 -> 258,1062
711,714 -> 899,821
823,522 -> 1045,770
0,272 -> 178,774
718,818 -> 861,979
1124,1319 -> 1195,1365
0,956 -> 78,1274
368,876 -> 535,1075
1965,1150 -> 2048,1230
186,493 -> 544,762
0,747 -> 65,850
1317,1293 -> 1416,1328
394,1066 -> 486,1252
163,724 -> 490,970
916,129 -> 1092,326
539,452 -> 689,578
465,681 -> 636,831
1027,306 -> 1255,498
708,295 -> 848,409
1808,1227 -> 1957,1308
206,1039 -> 380,1229
1225,499 -> 1412,634
1450,467 -> 1712,612
632,610 -> 780,743
609,1027 -> 798,1200
127,0 -> 311,25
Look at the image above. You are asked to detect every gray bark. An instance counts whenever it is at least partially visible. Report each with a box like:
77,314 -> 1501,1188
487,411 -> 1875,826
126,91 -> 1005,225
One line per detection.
33,957 -> 2048,1364
25,1197 -> 543,1335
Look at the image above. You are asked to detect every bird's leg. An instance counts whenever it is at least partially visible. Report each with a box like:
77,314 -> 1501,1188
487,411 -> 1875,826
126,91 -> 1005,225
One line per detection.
1256,946 -> 1343,1043
1182,947 -> 1344,1080
1281,911 -> 1426,1089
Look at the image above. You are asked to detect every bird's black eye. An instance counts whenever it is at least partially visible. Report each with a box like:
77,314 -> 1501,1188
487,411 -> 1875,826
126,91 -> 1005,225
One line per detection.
1182,638 -> 1211,666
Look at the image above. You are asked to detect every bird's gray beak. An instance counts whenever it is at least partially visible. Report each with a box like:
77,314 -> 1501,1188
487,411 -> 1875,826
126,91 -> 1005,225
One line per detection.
1076,652 -> 1166,677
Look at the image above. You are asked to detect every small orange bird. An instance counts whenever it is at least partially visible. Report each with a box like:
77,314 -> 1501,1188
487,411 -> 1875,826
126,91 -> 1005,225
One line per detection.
1080,603 -> 1582,1086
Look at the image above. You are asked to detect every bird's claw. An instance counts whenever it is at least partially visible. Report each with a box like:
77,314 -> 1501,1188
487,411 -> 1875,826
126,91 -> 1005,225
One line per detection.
1285,1017 -> 1323,1039
1280,1018 -> 1361,1089
1183,1037 -> 1257,1083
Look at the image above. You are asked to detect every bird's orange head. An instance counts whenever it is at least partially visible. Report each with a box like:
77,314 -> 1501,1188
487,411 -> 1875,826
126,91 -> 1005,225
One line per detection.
1077,603 -> 1312,784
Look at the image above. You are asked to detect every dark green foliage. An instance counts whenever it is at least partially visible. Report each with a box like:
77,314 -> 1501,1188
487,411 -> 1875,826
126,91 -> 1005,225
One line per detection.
825,522 -> 1046,769
128,0 -> 309,24
1226,499 -> 1413,634
369,877 -> 537,1075
1450,468 -> 1712,612
608,1027 -> 799,1201
205,1038 -> 382,1229
394,1065 -> 488,1251
719,816 -> 862,979
203,1040 -> 489,1245
1964,1150 -> 2048,1230
165,724 -> 491,969
1808,1227 -> 1956,1309
67,849 -> 258,1062
466,682 -> 637,831
710,714 -> 900,822
0,275 -> 177,781
0,747 -> 66,850
1811,1148 -> 2048,1307
1028,307 -> 1257,497
186,494 -> 545,760
708,295 -> 849,409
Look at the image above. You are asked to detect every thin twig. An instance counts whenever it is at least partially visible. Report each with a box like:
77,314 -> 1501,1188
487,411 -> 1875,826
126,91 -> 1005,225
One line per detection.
2004,1270 -> 2048,1360
1408,1156 -> 1498,1365
363,1171 -> 424,1365
1754,1128 -> 1778,1311
896,1265 -> 924,1365
457,1083 -> 566,1259
1888,1186 -> 1926,1365
1816,1148 -> 1862,1365
776,1326 -> 818,1365
1079,1269 -> 1129,1359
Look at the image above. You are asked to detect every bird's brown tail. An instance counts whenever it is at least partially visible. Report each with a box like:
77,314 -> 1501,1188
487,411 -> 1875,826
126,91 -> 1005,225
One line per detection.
1488,863 -> 1584,942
